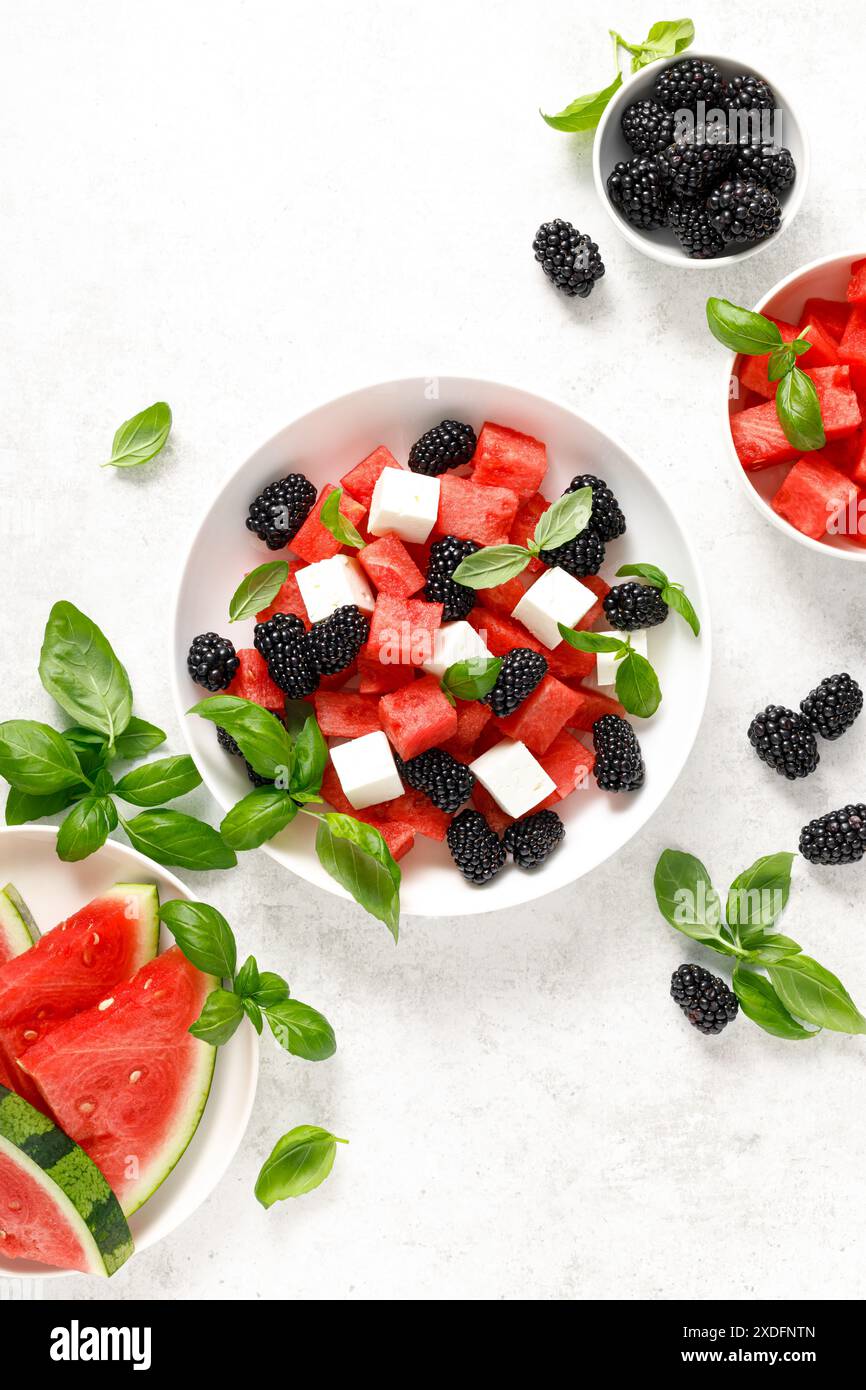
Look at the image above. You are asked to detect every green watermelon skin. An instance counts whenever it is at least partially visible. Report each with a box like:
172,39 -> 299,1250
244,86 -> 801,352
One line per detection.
0,884 -> 38,967
0,1084 -> 133,1276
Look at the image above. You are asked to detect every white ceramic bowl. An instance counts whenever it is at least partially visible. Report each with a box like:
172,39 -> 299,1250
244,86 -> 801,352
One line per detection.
723,251 -> 866,560
592,52 -> 809,267
0,826 -> 258,1281
172,376 -> 712,917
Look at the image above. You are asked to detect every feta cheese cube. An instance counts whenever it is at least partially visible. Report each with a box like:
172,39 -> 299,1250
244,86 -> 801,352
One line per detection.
422,621 -> 493,679
328,731 -> 403,810
470,738 -> 556,819
368,467 -> 440,544
511,567 -> 597,649
595,629 -> 648,687
295,555 -> 375,623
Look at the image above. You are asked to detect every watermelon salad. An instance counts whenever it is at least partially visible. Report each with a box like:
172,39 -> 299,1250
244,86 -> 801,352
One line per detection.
730,258 -> 866,545
0,883 -> 215,1275
186,419 -> 700,889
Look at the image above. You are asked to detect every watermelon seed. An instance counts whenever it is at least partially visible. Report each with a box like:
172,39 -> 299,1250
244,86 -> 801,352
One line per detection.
22,1029 -> 37,1042
77,1099 -> 96,1115
98,997 -> 114,1011
0,1230 -> 6,1241
129,1070 -> 142,1084
7,1199 -> 21,1212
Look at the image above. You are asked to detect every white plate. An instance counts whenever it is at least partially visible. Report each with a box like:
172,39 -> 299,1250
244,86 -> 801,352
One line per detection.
172,376 -> 712,916
0,825 -> 258,1281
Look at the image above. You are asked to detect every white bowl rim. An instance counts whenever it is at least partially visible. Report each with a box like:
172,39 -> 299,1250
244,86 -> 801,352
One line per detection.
592,49 -> 811,269
170,372 -> 713,917
720,249 -> 866,562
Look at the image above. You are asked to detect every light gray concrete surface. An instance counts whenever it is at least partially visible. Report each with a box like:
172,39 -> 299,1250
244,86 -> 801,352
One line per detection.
2,0 -> 865,1302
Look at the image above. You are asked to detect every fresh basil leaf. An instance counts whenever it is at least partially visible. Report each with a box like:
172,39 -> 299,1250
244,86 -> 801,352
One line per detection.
56,795 -> 117,862
234,955 -> 260,998
189,987 -> 244,1046
767,344 -> 796,382
451,545 -> 531,589
282,700 -> 311,736
189,694 -> 295,780
732,965 -> 817,1041
615,650 -> 662,719
121,809 -> 237,870
745,934 -> 802,967
291,714 -> 328,798
113,717 -> 167,761
615,562 -> 669,590
229,561 -> 290,623
625,18 -> 694,63
654,849 -> 737,954
91,767 -> 114,795
61,726 -> 109,777
39,602 -> 133,745
557,625 -> 624,654
706,298 -> 784,356
159,899 -> 237,977
531,488 -> 593,553
767,956 -> 866,1035
0,720 -> 86,795
791,338 -> 812,357
315,812 -> 400,940
540,72 -> 623,132
726,853 -> 794,942
255,1125 -> 347,1208
441,656 -> 502,702
253,971 -> 291,1008
220,787 -> 298,850
319,487 -> 365,549
661,585 -> 701,637
114,755 -> 202,807
243,997 -> 264,1034
105,401 -> 172,469
266,998 -> 337,1061
5,784 -> 83,826
776,366 -> 826,452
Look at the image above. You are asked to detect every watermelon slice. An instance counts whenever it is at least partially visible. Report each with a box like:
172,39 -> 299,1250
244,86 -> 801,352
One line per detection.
378,675 -> 458,760
225,648 -> 285,709
471,422 -> 547,499
0,885 -> 38,967
0,1084 -> 133,1275
291,484 -> 367,564
340,446 -> 400,508
436,474 -> 519,546
771,455 -> 861,541
0,884 -> 159,1106
22,946 -> 216,1217
311,691 -> 382,737
847,258 -> 866,306
358,535 -> 425,598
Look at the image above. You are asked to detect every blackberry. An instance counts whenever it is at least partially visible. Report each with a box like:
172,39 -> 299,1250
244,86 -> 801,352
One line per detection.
603,582 -> 668,631
446,808 -> 506,884
216,725 -> 241,757
484,648 -> 548,718
396,748 -> 475,814
563,474 -> 626,542
671,964 -> 739,1036
408,420 -> 477,476
621,99 -> 674,155
186,633 -> 239,692
424,535 -> 479,622
725,73 -> 776,113
668,201 -> 726,259
747,704 -> 819,779
799,673 -> 863,742
538,527 -> 605,578
652,58 -> 727,113
606,156 -> 668,230
503,809 -> 564,869
659,138 -> 734,196
592,714 -> 645,792
707,179 -> 782,244
245,473 -> 317,550
308,605 -> 369,675
532,220 -> 605,299
799,805 -> 866,866
253,612 -> 319,698
732,143 -> 796,193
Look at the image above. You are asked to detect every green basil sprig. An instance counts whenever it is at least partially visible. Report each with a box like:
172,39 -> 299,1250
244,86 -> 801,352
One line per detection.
615,563 -> 701,637
440,656 -> 502,703
255,1126 -> 348,1208
541,19 -> 694,131
707,297 -> 826,454
104,401 -> 172,469
319,486 -> 365,549
229,561 -> 290,623
451,488 -> 592,590
557,626 -> 661,718
654,848 -> 866,1040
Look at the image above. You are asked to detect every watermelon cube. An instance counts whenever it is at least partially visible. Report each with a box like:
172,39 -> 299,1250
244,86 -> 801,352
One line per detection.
366,592 -> 442,668
362,817 -> 415,861
319,764 -> 417,855
802,296 -> 851,342
311,692 -> 382,738
225,649 -> 284,709
566,685 -> 625,731
739,318 -> 797,399
847,258 -> 866,305
510,491 -> 548,570
771,454 -> 861,541
471,784 -> 513,834
373,788 -> 450,841
797,317 -> 839,370
291,484 -> 367,564
340,445 -> 400,508
440,699 -> 493,759
471,422 -> 547,499
840,306 -> 866,368
534,730 -> 595,807
732,368 -> 862,470
436,474 -> 519,547
318,660 -> 358,691
477,575 -> 527,616
466,606 -> 594,681
378,675 -> 458,761
493,674 -> 581,754
357,656 -> 416,694
358,534 -> 424,598
575,574 -> 610,630
255,559 -> 310,625
849,434 -> 866,487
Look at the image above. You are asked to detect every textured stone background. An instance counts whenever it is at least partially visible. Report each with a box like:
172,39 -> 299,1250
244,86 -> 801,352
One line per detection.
2,0 -> 865,1301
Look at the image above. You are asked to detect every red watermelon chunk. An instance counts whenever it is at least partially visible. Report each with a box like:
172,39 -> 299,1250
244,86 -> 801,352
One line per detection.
357,656 -> 416,694
255,559 -> 310,625
732,368 -> 861,470
471,422 -> 547,498
802,296 -> 851,342
471,784 -> 513,834
739,318 -> 797,398
532,730 -> 595,808
378,675 -> 457,760
840,306 -> 866,368
358,534 -> 424,598
362,818 -> 415,860
225,649 -> 284,709
468,606 -> 543,658
771,454 -> 861,541
311,691 -> 382,737
291,484 -> 367,564
340,445 -> 400,507
477,575 -> 527,616
440,699 -> 493,759
510,491 -> 548,570
437,474 -> 519,546
372,788 -> 450,841
547,642 -> 596,682
494,674 -> 581,754
366,592 -> 442,667
847,258 -> 866,305
575,574 -> 610,629
566,685 -> 626,731
318,660 -> 358,691
849,433 -> 866,487
318,765 -> 418,853
797,317 -> 840,369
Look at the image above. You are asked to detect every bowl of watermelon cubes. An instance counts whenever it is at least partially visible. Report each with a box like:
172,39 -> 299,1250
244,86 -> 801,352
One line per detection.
0,825 -> 257,1278
173,377 -> 711,917
726,252 -> 866,557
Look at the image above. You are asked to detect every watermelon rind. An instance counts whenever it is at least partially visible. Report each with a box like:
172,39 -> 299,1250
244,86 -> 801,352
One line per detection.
125,1025 -> 216,1217
0,883 -> 39,961
0,1084 -> 133,1276
102,883 -> 161,965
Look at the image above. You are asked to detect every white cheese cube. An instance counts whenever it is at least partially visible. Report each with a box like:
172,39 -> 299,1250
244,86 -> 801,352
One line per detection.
470,739 -> 556,820
329,731 -> 403,811
295,555 -> 375,623
595,629 -> 648,687
422,621 -> 493,679
511,567 -> 597,649
368,467 -> 440,544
